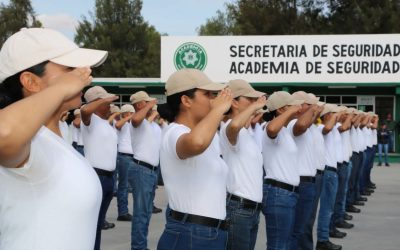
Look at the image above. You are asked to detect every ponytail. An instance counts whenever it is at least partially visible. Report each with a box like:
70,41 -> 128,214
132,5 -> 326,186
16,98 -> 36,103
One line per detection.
263,110 -> 277,122
158,88 -> 196,123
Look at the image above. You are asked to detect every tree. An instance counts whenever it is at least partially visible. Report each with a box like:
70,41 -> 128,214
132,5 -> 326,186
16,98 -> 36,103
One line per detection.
198,0 -> 400,35
75,0 -> 161,77
0,0 -> 42,47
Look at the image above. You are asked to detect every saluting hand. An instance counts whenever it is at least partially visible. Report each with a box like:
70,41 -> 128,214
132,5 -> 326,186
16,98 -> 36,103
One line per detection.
210,88 -> 233,114
252,96 -> 267,110
51,67 -> 93,101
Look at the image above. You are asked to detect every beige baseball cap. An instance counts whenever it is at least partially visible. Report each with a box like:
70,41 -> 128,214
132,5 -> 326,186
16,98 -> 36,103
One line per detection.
317,101 -> 326,106
84,86 -> 115,103
0,28 -> 108,83
227,79 -> 265,99
110,104 -> 120,114
266,91 -> 304,111
292,91 -> 319,104
73,109 -> 81,116
121,104 -> 135,113
165,69 -> 225,96
346,107 -> 357,114
130,91 -> 156,104
321,104 -> 343,116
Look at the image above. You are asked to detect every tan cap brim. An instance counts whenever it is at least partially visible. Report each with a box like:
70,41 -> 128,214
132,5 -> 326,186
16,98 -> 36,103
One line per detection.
198,82 -> 226,92
288,99 -> 304,106
98,92 -> 116,99
50,48 -> 108,68
242,90 -> 266,98
317,101 -> 325,106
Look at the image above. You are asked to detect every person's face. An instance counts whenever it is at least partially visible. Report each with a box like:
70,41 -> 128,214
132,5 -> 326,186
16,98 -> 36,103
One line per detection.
190,89 -> 213,121
387,113 -> 392,120
235,96 -> 256,113
97,102 -> 111,118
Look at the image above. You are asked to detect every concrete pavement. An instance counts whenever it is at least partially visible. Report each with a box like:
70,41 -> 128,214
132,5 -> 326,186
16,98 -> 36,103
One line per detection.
102,163 -> 400,250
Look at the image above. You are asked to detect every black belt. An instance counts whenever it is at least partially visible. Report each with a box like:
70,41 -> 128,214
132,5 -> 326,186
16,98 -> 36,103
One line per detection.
94,168 -> 114,177
119,152 -> 133,157
316,169 -> 324,175
300,176 -> 316,183
325,166 -> 337,173
133,158 -> 157,171
227,193 -> 262,210
264,179 -> 299,193
170,210 -> 228,231
76,145 -> 84,148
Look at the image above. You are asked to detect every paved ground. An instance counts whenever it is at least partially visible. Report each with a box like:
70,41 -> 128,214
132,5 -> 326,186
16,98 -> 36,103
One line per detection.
102,163 -> 400,250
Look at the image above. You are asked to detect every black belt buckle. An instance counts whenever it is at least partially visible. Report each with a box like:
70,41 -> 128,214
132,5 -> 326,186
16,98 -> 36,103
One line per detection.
227,193 -> 262,211
133,158 -> 157,171
300,176 -> 316,183
170,210 -> 228,231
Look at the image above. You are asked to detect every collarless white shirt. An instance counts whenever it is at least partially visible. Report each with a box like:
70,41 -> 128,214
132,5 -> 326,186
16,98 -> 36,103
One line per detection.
318,124 -> 337,168
350,127 -> 360,153
287,119 -> 317,176
262,125 -> 300,186
310,124 -> 326,171
130,119 -> 160,166
81,114 -> 118,171
160,123 -> 228,220
117,122 -> 134,154
0,127 -> 102,250
71,124 -> 84,146
333,123 -> 344,163
220,119 -> 263,203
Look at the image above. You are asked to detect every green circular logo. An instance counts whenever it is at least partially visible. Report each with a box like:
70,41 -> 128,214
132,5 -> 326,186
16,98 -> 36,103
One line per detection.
174,42 -> 207,71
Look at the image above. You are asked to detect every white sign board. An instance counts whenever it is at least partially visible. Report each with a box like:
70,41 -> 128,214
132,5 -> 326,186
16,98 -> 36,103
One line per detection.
161,35 -> 400,83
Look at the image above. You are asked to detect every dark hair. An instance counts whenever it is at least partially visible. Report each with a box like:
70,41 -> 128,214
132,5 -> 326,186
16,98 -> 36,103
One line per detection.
157,88 -> 197,123
0,61 -> 49,109
263,110 -> 277,122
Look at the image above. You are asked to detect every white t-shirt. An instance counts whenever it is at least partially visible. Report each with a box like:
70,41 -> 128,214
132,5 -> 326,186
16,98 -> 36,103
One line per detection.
318,124 -> 337,168
0,127 -> 102,250
117,122 -> 134,154
333,123 -> 344,163
71,124 -> 83,146
59,121 -> 71,144
372,129 -> 378,145
81,114 -> 118,171
340,129 -> 352,162
357,127 -> 367,151
262,125 -> 300,186
130,119 -> 161,166
250,123 -> 264,152
220,120 -> 263,203
365,127 -> 373,147
287,119 -> 317,176
160,123 -> 228,220
350,126 -> 360,153
310,124 -> 326,171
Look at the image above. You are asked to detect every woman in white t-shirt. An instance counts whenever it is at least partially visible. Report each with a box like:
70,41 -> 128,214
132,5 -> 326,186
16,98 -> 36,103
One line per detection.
157,69 -> 231,250
0,28 -> 107,250
221,79 -> 266,250
261,91 -> 303,250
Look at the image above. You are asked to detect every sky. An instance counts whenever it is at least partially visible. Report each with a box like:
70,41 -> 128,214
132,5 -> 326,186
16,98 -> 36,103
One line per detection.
0,0 -> 233,39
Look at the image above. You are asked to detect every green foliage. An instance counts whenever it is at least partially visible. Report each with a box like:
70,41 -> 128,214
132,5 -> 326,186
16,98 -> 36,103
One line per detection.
0,0 -> 42,47
198,0 -> 400,35
75,0 -> 161,77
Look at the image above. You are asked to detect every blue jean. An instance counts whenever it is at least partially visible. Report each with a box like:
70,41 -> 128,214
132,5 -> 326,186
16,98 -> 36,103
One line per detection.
355,151 -> 366,199
365,145 -> 377,186
299,172 -> 323,250
330,162 -> 352,229
116,153 -> 133,216
289,181 -> 317,250
130,161 -> 158,250
360,148 -> 373,193
226,197 -> 261,250
317,168 -> 338,241
157,215 -> 228,250
262,184 -> 298,250
347,152 -> 361,206
94,174 -> 114,250
378,143 -> 389,164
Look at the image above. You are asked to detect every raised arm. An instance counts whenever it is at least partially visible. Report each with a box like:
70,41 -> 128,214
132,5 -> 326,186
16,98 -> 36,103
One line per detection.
266,105 -> 301,139
115,114 -> 133,130
130,100 -> 157,127
0,67 -> 92,168
322,113 -> 338,135
226,96 -> 267,145
293,104 -> 319,136
176,88 -> 232,159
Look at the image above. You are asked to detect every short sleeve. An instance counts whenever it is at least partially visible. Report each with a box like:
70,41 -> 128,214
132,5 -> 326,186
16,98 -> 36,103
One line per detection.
164,124 -> 190,160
